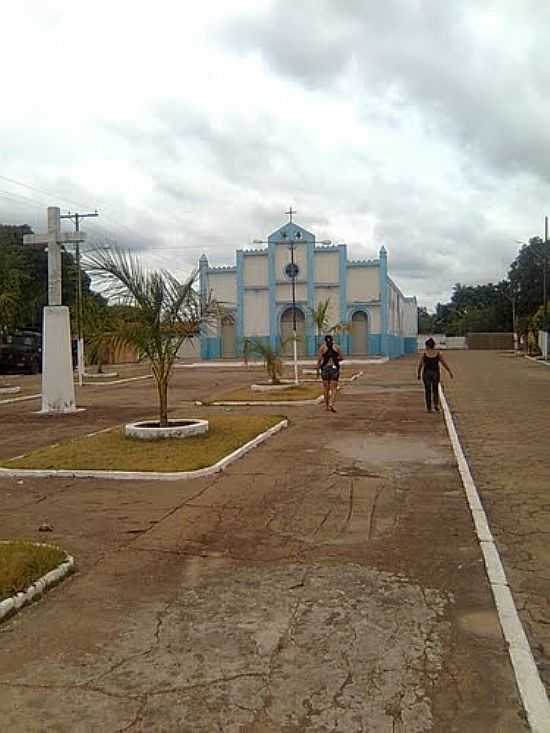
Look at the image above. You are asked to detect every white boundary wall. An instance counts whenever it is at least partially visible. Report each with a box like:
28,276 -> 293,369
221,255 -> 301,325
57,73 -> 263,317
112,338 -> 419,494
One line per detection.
417,335 -> 467,351
538,331 -> 549,360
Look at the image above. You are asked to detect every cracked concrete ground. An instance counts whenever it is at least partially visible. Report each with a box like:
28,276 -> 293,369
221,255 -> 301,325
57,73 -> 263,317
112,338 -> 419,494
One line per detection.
0,358 -> 528,731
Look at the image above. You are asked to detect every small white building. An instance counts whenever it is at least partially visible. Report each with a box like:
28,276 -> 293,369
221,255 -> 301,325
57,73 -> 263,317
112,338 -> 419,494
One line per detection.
199,218 -> 417,359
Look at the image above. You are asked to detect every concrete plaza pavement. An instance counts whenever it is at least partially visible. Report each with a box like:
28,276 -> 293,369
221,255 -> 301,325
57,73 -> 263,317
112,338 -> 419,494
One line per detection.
0,357 -> 528,731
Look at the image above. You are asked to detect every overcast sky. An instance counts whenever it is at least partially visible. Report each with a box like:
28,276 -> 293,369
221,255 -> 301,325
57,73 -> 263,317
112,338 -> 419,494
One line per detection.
1,0 -> 549,308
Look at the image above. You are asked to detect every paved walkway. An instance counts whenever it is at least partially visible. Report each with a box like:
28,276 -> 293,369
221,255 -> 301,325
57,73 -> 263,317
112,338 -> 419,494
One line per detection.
0,358 -> 527,731
445,351 -> 550,696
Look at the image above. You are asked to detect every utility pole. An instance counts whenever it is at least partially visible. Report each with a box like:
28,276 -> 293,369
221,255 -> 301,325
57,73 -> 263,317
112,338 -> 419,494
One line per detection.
60,210 -> 99,385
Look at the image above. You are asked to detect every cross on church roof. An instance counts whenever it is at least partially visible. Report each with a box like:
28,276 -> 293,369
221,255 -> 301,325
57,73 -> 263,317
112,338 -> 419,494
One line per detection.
285,206 -> 296,223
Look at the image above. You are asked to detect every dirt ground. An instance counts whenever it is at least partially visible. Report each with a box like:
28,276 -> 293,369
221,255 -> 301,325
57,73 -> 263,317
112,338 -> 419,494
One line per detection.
0,357 -> 530,731
444,351 -> 550,692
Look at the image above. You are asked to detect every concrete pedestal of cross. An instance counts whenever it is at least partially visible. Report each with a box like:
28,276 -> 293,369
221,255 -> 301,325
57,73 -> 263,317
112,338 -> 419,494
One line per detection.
24,207 -> 86,414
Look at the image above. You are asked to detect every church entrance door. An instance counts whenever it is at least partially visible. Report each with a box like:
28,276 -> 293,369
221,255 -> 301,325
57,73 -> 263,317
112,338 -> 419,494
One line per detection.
221,316 -> 236,358
280,307 -> 306,356
351,311 -> 368,355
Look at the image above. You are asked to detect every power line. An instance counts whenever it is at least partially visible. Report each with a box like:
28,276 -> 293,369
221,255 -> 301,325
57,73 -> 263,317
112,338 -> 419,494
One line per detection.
0,174 -> 94,212
0,172 -> 153,246
0,190 -> 46,211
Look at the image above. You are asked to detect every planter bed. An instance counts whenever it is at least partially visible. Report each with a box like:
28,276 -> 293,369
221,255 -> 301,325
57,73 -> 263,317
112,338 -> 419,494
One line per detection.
125,418 -> 209,440
0,541 -> 74,622
213,383 -> 324,403
0,414 -> 285,474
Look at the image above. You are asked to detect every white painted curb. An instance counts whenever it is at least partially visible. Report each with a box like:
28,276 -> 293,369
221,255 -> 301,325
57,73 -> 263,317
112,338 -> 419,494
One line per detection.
83,371 -> 119,378
209,396 -> 324,407
177,358 -> 387,369
299,370 -> 364,383
125,418 -> 209,439
80,374 -> 152,387
440,386 -> 550,732
0,419 -> 288,482
0,386 -> 21,395
0,542 -> 75,623
0,393 -> 40,406
525,356 -> 550,368
250,382 -> 301,392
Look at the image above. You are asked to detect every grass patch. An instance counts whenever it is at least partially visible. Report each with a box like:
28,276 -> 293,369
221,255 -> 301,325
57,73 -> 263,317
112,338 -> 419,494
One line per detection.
0,541 -> 66,600
3,414 -> 284,472
218,383 -> 323,402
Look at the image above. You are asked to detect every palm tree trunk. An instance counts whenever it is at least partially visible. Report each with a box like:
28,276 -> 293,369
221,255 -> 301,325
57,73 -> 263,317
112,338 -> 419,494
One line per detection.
156,375 -> 169,426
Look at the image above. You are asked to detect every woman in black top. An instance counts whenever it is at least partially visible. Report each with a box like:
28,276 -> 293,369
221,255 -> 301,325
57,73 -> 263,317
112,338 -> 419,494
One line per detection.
316,334 -> 342,412
417,337 -> 454,412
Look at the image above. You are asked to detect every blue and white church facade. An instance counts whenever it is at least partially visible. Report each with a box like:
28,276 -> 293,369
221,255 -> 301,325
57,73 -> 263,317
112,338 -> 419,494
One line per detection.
198,219 -> 418,359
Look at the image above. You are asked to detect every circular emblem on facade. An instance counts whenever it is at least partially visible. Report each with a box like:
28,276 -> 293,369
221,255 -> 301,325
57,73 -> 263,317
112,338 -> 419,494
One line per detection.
285,262 -> 299,279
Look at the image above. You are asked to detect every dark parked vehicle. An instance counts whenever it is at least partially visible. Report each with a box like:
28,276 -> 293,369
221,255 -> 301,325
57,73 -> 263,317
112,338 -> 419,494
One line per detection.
0,331 -> 42,374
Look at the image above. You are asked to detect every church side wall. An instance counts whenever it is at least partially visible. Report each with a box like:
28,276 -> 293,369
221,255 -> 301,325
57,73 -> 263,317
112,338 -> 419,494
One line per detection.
385,280 -> 418,356
368,306 -> 381,333
403,298 -> 418,353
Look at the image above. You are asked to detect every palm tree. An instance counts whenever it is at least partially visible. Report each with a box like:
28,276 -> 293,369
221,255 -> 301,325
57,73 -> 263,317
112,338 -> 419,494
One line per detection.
330,320 -> 352,338
309,297 -> 351,341
246,338 -> 286,384
309,299 -> 331,350
85,247 -> 221,426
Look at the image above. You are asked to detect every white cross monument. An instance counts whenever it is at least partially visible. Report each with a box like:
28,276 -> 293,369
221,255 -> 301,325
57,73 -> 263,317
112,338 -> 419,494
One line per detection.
24,207 -> 86,413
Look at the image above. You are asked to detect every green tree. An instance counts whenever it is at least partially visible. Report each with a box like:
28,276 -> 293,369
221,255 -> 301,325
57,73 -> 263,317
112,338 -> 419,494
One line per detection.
417,306 -> 435,334
81,297 -> 126,373
0,223 -> 98,331
0,243 -> 28,334
508,237 -> 550,320
85,247 -> 221,426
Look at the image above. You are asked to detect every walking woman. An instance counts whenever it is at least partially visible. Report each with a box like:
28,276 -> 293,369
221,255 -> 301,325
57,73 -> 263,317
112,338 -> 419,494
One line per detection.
317,334 -> 343,412
417,338 -> 454,412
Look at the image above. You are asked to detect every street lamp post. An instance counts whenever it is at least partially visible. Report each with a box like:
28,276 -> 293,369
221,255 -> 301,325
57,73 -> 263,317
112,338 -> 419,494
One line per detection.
286,237 -> 300,384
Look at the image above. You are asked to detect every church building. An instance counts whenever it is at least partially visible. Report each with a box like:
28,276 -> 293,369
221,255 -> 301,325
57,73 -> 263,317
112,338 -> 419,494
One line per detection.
198,217 -> 418,359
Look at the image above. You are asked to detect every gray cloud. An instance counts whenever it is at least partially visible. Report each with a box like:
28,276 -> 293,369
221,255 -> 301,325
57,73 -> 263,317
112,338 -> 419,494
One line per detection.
1,1 -> 548,311
223,0 -> 550,183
